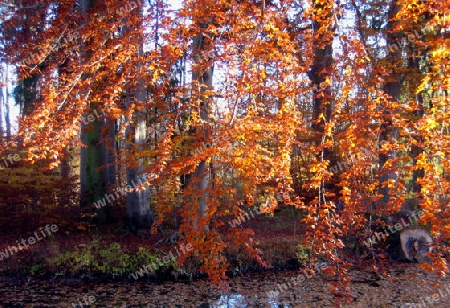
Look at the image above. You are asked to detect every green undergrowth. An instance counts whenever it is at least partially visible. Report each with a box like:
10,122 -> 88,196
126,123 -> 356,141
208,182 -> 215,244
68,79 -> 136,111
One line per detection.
0,238 -> 305,279
46,241 -> 165,277
0,207 -> 309,280
0,241 -> 176,279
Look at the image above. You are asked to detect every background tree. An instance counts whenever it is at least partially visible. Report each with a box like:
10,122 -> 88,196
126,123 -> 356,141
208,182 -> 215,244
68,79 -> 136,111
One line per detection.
123,1 -> 154,231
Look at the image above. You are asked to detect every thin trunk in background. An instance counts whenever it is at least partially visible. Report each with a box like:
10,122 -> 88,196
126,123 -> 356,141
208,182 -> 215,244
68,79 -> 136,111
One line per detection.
4,64 -> 11,137
410,53 -> 425,196
124,3 -> 153,231
379,1 -> 401,208
0,65 -> 4,138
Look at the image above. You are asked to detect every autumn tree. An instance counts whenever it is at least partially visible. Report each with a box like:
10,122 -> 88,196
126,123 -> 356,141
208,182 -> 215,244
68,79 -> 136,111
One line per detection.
2,0 -> 450,298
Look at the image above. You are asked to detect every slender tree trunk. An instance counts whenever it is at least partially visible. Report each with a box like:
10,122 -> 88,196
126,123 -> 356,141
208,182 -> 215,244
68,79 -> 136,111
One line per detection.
410,58 -> 425,195
124,4 -> 153,231
0,65 -> 4,138
408,13 -> 431,197
4,64 -> 11,137
185,29 -> 213,231
379,2 -> 401,208
308,1 -> 335,202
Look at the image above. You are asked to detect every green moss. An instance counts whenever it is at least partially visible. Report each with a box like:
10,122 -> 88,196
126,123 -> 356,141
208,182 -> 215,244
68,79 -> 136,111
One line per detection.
45,241 -> 161,277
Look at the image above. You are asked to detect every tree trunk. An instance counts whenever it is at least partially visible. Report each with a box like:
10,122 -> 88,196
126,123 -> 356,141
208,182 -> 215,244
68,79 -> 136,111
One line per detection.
379,2 -> 401,208
80,107 -> 111,220
4,64 -> 11,137
183,29 -> 214,231
79,0 -> 112,223
410,62 -> 425,196
307,2 -> 335,202
309,42 -> 333,136
124,4 -> 153,231
125,88 -> 153,230
408,15 -> 430,197
0,65 -> 4,138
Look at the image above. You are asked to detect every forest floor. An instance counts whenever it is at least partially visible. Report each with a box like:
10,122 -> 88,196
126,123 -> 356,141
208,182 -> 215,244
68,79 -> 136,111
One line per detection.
0,205 -> 444,293
0,206 -> 309,280
2,206 -> 450,306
